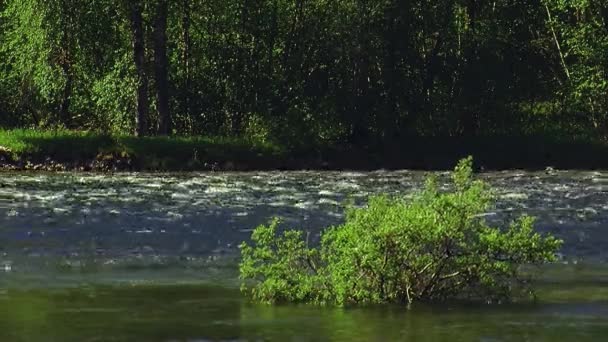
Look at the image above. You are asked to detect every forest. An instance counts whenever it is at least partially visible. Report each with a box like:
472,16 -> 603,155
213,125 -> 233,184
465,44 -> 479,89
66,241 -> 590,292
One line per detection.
0,0 -> 606,148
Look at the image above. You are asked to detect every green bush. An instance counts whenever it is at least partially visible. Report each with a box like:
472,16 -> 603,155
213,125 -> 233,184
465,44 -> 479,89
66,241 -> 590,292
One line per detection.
239,157 -> 562,305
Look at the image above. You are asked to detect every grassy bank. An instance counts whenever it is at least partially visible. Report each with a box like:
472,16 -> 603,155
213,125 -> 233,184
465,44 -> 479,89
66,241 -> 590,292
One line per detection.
1,129 -> 608,171
0,129 -> 286,171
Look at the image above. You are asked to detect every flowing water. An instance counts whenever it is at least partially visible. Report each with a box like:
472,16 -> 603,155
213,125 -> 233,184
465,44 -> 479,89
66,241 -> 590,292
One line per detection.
1,170 -> 608,341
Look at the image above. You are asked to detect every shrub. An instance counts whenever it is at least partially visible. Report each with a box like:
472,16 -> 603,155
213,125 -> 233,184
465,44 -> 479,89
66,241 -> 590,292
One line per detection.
239,157 -> 562,305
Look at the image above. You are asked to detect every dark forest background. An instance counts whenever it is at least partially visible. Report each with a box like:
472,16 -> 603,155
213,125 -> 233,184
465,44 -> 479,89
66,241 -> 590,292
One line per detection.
0,0 -> 606,148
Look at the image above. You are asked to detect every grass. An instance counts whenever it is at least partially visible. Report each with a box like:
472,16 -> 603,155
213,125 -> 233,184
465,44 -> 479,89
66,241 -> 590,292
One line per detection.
2,128 -> 608,171
0,129 -> 115,158
0,129 -> 285,170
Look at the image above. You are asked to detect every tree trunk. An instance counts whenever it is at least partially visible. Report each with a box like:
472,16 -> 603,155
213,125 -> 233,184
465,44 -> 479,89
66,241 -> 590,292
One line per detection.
182,0 -> 191,121
459,0 -> 480,136
601,3 -> 608,32
381,2 -> 399,141
58,1 -> 72,127
59,64 -> 72,127
155,0 -> 171,136
544,3 -> 570,80
129,0 -> 148,137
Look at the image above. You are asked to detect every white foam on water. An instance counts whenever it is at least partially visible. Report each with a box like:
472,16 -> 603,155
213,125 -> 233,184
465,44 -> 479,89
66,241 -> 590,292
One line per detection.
52,208 -> 70,214
553,184 -> 571,191
333,181 -> 360,190
502,193 -> 528,200
204,186 -> 235,194
294,201 -> 315,209
135,228 -> 154,234
1,169 -> 607,271
166,211 -> 184,219
141,182 -> 163,189
340,172 -> 366,178
171,192 -> 191,200
318,198 -> 339,206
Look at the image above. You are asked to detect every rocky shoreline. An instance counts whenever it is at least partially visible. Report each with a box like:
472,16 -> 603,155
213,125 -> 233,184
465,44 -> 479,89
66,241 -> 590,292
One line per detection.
0,147 -> 317,172
0,150 -> 134,172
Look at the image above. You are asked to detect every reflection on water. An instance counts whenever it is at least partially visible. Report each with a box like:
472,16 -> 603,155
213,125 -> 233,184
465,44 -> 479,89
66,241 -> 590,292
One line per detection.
0,281 -> 608,342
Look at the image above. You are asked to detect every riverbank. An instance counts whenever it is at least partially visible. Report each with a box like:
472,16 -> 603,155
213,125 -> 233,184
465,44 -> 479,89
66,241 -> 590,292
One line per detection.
1,129 -> 608,171
0,129 -> 285,172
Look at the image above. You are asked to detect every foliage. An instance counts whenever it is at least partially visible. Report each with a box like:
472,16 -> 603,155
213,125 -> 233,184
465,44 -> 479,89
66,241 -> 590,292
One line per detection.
239,218 -> 325,304
90,53 -> 138,134
0,0 -> 607,142
0,0 -> 126,128
545,0 -> 608,137
240,158 -> 562,305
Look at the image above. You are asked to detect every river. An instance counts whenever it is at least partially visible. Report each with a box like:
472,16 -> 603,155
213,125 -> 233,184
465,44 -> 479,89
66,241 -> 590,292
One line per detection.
0,170 -> 607,340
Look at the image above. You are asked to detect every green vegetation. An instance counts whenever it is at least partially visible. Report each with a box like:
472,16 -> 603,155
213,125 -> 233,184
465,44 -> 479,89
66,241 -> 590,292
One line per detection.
3,129 -> 608,170
239,158 -> 562,305
0,1 -> 606,148
0,129 -> 282,170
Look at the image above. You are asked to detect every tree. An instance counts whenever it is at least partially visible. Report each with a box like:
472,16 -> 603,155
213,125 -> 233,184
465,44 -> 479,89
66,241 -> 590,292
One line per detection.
1,0 -> 75,126
181,0 -> 192,122
0,0 -> 607,142
544,0 -> 608,137
154,0 -> 171,136
128,0 -> 149,137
